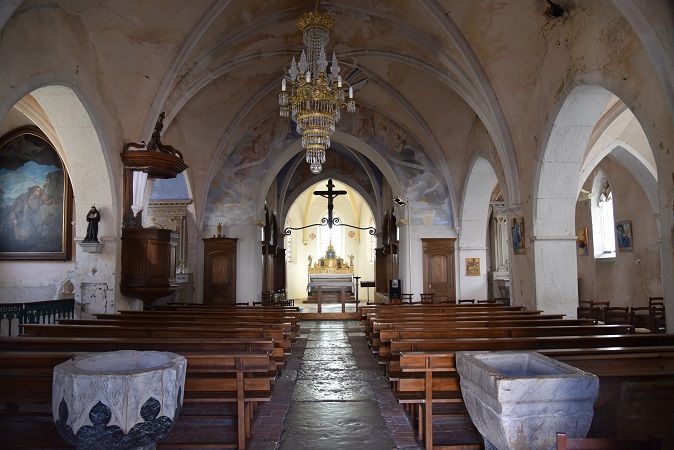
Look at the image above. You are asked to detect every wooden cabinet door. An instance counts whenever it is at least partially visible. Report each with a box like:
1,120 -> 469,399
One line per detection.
203,238 -> 237,306
422,238 -> 456,303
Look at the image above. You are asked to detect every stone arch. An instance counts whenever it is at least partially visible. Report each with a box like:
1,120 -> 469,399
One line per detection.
256,133 -> 405,226
533,84 -> 615,318
579,141 -> 658,218
459,156 -> 498,300
27,86 -> 118,236
0,80 -> 121,313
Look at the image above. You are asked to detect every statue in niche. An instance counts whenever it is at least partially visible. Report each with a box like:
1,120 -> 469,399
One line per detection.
84,206 -> 101,243
217,222 -> 223,237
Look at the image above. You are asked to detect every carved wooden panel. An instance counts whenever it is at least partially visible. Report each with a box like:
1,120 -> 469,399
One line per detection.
120,228 -> 178,307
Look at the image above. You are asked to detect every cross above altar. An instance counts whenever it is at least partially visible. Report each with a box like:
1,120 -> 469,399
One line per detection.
314,179 -> 346,229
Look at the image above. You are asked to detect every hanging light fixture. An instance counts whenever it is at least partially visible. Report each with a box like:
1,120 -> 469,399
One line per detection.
279,3 -> 355,175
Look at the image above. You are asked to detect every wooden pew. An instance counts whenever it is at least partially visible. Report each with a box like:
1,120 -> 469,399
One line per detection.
366,314 -> 570,350
58,318 -> 296,343
368,318 -> 596,349
365,313 -> 566,341
399,347 -> 674,449
22,323 -> 288,347
0,349 -> 271,449
101,311 -> 301,337
358,303 -> 526,320
395,336 -> 674,449
379,324 -> 633,358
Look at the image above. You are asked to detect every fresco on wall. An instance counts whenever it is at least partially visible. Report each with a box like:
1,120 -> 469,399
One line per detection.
204,106 -> 452,227
285,145 -> 375,199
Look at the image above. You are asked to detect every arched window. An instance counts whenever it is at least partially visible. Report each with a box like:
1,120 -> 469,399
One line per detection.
319,213 -> 343,255
591,172 -> 616,258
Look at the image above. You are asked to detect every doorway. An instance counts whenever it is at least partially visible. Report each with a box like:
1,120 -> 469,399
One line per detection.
422,238 -> 456,303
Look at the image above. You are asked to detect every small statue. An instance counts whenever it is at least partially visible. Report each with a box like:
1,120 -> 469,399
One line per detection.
348,254 -> 355,267
217,222 -> 223,237
84,206 -> 101,243
308,255 -> 313,267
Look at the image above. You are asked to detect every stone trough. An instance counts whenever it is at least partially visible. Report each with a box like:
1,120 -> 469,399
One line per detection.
53,350 -> 187,450
456,351 -> 599,450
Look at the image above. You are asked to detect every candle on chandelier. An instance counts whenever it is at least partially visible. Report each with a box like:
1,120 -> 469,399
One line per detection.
338,75 -> 342,88
282,78 -> 286,91
305,72 -> 311,82
349,86 -> 353,99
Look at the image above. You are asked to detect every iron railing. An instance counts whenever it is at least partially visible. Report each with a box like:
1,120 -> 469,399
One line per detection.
0,299 -> 75,336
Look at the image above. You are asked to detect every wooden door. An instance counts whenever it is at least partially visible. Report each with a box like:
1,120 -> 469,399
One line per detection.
203,238 -> 237,306
422,238 -> 456,303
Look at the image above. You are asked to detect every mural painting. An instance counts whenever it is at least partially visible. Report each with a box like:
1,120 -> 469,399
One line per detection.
204,106 -> 452,227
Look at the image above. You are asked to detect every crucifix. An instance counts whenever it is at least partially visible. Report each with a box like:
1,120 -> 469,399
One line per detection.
283,178 -> 376,236
314,179 -> 347,229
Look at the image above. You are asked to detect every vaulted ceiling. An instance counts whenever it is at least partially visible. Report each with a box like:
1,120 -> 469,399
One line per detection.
4,0 -> 657,227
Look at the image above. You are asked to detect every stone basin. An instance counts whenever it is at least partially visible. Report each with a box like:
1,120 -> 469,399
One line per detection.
53,350 -> 187,450
456,351 -> 599,450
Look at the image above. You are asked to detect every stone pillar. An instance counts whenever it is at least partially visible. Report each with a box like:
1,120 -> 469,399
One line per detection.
489,202 -> 509,299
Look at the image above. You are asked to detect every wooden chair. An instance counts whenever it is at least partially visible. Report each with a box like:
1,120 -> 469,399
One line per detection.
419,293 -> 434,304
457,299 -> 475,304
605,307 -> 631,325
477,299 -> 495,304
556,432 -> 661,449
592,301 -> 610,322
577,306 -> 599,322
400,294 -> 414,304
260,291 -> 273,307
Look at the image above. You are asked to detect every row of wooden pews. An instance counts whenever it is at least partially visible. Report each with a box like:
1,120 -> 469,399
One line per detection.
360,303 -> 674,449
0,305 -> 300,450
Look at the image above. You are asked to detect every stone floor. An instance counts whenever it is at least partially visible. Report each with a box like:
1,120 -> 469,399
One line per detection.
249,319 -> 420,450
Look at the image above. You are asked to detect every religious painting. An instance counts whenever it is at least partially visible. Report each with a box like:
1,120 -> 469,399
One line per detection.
0,127 -> 72,259
466,258 -> 480,276
577,228 -> 589,256
616,220 -> 633,252
511,216 -> 526,255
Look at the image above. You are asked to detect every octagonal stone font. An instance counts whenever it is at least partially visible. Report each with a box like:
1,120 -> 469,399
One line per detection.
53,350 -> 187,450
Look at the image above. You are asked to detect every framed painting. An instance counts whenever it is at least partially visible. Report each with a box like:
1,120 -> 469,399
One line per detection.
0,126 -> 72,259
466,258 -> 480,276
511,216 -> 526,255
577,228 -> 589,256
616,220 -> 633,252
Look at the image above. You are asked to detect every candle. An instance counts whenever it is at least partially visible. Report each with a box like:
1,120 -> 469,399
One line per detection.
282,78 -> 286,91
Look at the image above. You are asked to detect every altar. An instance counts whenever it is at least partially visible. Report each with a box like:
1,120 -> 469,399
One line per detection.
306,243 -> 355,313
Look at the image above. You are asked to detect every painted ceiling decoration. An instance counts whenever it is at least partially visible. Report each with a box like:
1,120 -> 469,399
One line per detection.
205,106 -> 452,227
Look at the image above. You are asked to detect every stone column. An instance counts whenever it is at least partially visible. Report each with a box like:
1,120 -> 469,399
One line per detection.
489,202 -> 509,299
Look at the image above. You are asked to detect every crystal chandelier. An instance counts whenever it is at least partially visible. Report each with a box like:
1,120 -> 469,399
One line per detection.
279,6 -> 355,175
